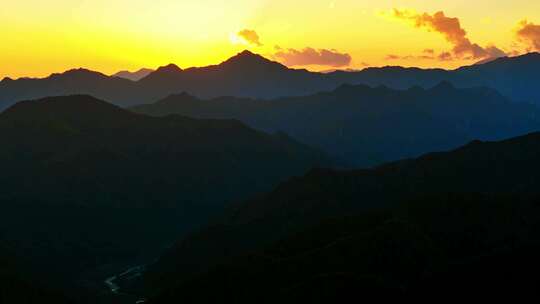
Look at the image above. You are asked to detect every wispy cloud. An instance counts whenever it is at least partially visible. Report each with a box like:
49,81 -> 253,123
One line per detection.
391,9 -> 506,60
237,29 -> 263,46
516,20 -> 540,51
274,47 -> 352,67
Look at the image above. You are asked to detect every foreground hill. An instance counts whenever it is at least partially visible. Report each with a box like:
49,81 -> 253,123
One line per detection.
0,244 -> 72,304
132,82 -> 540,166
0,95 -> 330,301
1,51 -> 540,110
0,95 -> 329,207
140,132 -> 540,302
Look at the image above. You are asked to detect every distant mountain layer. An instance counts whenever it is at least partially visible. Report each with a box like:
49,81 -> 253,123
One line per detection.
113,68 -> 154,81
132,82 -> 540,166
141,132 -> 540,302
1,51 -> 539,110
0,95 -> 330,299
0,94 -> 329,207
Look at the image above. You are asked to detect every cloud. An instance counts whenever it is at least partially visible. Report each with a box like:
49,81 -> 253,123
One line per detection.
274,47 -> 352,67
385,54 -> 401,60
392,9 -> 506,60
438,51 -> 453,61
516,20 -> 540,51
237,29 -> 263,46
385,52 -> 435,61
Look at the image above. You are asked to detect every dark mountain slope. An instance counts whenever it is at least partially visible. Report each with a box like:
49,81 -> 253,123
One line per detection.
0,69 -> 136,110
2,51 -> 539,110
132,82 -> 540,166
0,95 -> 330,207
0,95 -> 330,301
140,132 -> 540,301
452,52 -> 540,103
148,193 -> 540,303
0,243 -> 73,304
328,52 -> 540,104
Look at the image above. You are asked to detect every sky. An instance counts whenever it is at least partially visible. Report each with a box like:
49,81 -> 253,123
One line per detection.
1,0 -> 540,79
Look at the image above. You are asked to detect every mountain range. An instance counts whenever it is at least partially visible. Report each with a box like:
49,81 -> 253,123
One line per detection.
1,51 -> 540,111
2,50 -> 540,303
137,131 -> 540,302
132,82 -> 540,166
0,95 -> 330,302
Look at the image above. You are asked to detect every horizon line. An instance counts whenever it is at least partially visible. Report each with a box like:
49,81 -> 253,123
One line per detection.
2,50 -> 538,82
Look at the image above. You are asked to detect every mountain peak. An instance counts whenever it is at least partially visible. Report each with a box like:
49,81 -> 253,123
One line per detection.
140,64 -> 183,81
113,68 -> 154,81
155,64 -> 183,73
431,81 -> 456,91
238,50 -> 256,57
0,95 -> 131,126
220,50 -> 286,70
49,68 -> 107,80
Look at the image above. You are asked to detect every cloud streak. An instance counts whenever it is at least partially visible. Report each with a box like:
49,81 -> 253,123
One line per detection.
274,47 -> 352,67
392,9 -> 506,60
516,20 -> 540,51
237,29 -> 263,46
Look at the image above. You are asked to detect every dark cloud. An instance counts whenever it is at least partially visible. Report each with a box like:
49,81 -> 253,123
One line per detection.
238,29 -> 262,46
274,47 -> 352,67
393,9 -> 506,60
516,20 -> 540,51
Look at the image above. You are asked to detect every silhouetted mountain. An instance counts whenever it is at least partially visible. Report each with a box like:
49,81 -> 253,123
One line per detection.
3,51 -> 538,110
0,95 -> 330,301
113,68 -> 154,81
0,245 -> 72,304
147,194 -> 540,303
219,50 -> 288,71
140,132 -> 540,302
132,82 -> 540,166
0,69 -> 135,110
133,50 -> 323,103
339,52 -> 540,104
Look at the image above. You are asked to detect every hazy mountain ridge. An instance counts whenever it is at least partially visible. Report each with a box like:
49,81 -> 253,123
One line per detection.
132,81 -> 540,166
113,68 -> 155,81
1,51 -> 540,110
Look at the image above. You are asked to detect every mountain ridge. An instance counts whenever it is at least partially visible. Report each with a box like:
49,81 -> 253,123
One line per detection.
132,81 -> 540,166
138,130 -> 540,303
2,51 -> 540,110
113,68 -> 155,81
0,94 -> 333,301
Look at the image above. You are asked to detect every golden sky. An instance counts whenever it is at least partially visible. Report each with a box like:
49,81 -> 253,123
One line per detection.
1,0 -> 540,79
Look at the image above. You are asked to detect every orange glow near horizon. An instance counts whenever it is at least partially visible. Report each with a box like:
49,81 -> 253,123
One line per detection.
1,0 -> 540,79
